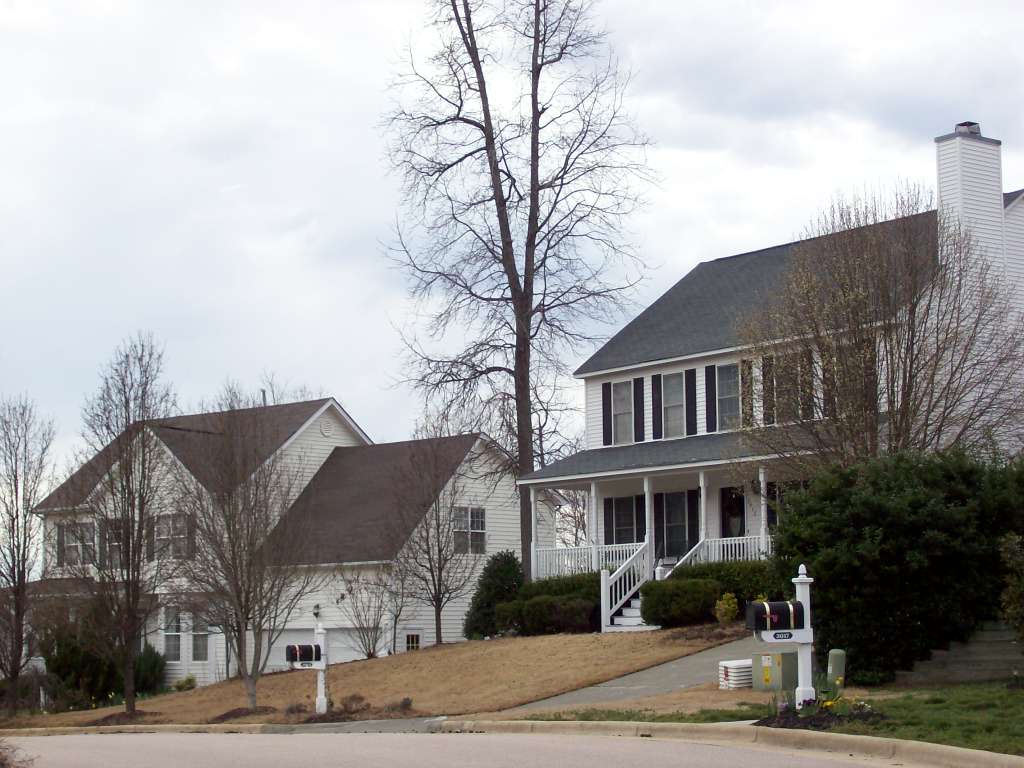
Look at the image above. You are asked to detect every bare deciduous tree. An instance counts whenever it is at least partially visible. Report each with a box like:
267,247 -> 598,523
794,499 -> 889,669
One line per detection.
66,332 -> 177,715
0,395 -> 55,716
738,185 -> 1024,472
387,0 -> 650,578
390,433 -> 482,644
336,568 -> 389,659
172,388 -> 325,710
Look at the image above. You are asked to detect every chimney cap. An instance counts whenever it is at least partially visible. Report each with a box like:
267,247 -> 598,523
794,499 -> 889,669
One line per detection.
935,121 -> 1001,146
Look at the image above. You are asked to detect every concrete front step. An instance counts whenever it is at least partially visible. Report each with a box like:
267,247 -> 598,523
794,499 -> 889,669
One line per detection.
604,623 -> 660,633
613,615 -> 645,627
621,607 -> 642,618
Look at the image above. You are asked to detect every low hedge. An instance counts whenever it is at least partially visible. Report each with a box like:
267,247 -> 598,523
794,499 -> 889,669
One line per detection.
495,571 -> 601,634
670,560 -> 788,610
639,578 -> 721,627
518,572 -> 600,601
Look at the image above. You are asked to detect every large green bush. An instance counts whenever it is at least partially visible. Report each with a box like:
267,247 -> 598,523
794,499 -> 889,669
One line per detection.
464,551 -> 524,638
670,560 -> 787,610
639,578 -> 721,627
772,451 -> 1021,684
518,572 -> 600,601
134,642 -> 167,695
1001,533 -> 1024,645
40,628 -> 121,704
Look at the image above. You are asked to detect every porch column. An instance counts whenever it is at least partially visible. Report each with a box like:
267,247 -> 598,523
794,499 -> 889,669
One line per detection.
758,465 -> 768,553
644,476 -> 654,572
698,470 -> 707,540
589,480 -> 600,570
529,486 -> 537,580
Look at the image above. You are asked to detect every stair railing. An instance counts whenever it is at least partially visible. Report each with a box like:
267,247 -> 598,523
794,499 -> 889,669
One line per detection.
600,539 -> 652,631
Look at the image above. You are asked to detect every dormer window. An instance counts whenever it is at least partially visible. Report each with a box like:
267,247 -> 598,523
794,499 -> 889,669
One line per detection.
612,380 -> 633,444
717,364 -> 740,431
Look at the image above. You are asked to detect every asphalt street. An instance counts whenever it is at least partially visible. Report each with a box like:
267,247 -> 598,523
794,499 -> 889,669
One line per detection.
9,732 -> 934,768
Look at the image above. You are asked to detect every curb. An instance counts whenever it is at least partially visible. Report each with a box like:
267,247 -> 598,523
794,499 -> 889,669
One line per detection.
0,717 -> 445,738
440,720 -> 1024,768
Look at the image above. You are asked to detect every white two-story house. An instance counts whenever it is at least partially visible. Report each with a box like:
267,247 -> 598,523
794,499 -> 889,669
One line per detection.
35,397 -> 554,688
519,121 -> 1024,631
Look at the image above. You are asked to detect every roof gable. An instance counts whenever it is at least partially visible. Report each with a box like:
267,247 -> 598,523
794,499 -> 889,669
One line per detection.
36,398 -> 335,512
271,434 -> 480,565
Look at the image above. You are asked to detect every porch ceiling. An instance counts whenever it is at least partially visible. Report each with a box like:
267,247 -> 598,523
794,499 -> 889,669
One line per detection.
520,431 -> 777,487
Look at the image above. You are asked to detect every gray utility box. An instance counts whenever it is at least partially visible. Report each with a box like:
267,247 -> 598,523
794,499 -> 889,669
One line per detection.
753,651 -> 798,692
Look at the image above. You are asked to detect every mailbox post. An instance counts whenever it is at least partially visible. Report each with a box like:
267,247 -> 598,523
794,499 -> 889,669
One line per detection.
746,563 -> 816,709
314,621 -> 328,715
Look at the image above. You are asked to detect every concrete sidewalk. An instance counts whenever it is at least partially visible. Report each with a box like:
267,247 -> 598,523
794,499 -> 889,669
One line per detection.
511,634 -> 775,712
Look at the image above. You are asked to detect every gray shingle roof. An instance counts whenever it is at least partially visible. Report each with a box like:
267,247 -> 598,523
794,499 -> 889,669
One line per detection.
576,191 -> 1024,377
521,431 -> 766,483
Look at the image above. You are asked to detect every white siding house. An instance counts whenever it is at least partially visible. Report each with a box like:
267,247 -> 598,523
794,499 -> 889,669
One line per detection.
521,121 -> 1024,632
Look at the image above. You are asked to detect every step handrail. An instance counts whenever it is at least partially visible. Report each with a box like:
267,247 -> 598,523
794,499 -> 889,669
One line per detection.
602,539 -> 651,629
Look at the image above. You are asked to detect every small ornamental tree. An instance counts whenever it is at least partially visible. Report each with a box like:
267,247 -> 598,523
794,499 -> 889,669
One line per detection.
772,451 -> 1016,684
464,551 -> 523,638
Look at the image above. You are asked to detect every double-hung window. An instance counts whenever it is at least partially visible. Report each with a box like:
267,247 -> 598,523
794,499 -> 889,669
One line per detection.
613,497 -> 636,544
405,633 -> 421,652
62,522 -> 96,566
453,507 -> 486,554
155,514 -> 188,559
611,380 -> 633,444
717,364 -> 741,431
163,608 -> 181,662
191,616 -> 209,662
662,372 -> 686,438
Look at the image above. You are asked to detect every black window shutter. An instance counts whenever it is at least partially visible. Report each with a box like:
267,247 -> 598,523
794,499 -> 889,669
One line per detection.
601,382 -> 612,446
686,489 -> 700,546
705,365 -> 718,433
634,495 -> 646,542
56,523 -> 65,568
741,359 -> 753,428
800,351 -> 815,420
603,498 -> 614,545
684,368 -> 697,436
632,377 -> 645,442
146,518 -> 155,562
653,493 -> 665,558
762,355 -> 776,425
651,374 -> 663,440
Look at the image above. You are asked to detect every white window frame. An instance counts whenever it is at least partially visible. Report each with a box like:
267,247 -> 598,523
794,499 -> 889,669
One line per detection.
62,522 -> 96,566
662,371 -> 686,438
453,506 -> 486,555
164,608 -> 182,663
717,363 -> 741,431
611,379 -> 634,445
155,513 -> 188,560
405,633 -> 421,652
612,496 -> 636,545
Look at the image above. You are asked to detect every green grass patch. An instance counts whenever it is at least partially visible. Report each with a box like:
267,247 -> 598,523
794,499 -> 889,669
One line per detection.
835,682 -> 1024,756
526,701 -> 771,723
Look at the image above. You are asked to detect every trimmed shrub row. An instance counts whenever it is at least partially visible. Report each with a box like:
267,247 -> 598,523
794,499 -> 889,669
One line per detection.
669,559 -> 788,611
496,572 -> 601,635
639,578 -> 721,627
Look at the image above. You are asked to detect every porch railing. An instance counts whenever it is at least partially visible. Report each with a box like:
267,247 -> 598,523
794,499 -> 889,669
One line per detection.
601,539 -> 651,629
669,534 -> 772,576
534,541 -> 643,580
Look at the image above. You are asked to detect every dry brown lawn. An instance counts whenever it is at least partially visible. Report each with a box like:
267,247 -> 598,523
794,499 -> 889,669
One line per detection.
2,624 -> 743,729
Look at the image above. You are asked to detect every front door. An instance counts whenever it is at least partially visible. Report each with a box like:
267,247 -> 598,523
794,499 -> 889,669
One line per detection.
720,487 -> 745,537
655,491 -> 701,559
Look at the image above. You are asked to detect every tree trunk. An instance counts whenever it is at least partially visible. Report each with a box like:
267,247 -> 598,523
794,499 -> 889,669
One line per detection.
244,674 -> 258,710
122,644 -> 137,714
434,605 -> 443,645
515,328 -> 534,580
6,601 -> 24,717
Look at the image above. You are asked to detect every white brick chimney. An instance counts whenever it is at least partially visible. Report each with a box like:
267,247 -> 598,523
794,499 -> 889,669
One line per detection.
935,121 -> 1007,271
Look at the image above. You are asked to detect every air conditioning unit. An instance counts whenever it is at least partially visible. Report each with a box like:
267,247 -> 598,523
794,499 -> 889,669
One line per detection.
718,658 -> 753,690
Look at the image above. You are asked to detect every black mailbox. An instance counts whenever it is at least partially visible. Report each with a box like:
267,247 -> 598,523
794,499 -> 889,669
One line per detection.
286,644 -> 322,663
746,601 -> 805,632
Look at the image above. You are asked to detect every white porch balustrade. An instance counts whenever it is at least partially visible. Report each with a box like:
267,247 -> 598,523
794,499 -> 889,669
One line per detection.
534,542 -> 643,580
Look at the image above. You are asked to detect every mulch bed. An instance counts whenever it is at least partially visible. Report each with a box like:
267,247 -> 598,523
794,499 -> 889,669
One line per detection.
88,710 -> 161,727
207,706 -> 277,724
753,708 -> 885,731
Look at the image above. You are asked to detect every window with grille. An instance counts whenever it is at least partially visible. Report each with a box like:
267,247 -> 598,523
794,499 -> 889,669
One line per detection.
164,608 -> 181,662
405,633 -> 421,652
156,514 -> 188,559
453,507 -> 486,554
612,380 -> 633,444
191,616 -> 209,662
662,372 -> 686,438
717,364 -> 740,431
62,522 -> 96,566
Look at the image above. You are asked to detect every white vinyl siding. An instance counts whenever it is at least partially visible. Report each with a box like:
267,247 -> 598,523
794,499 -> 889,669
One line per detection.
278,406 -> 369,508
1006,200 -> 1024,311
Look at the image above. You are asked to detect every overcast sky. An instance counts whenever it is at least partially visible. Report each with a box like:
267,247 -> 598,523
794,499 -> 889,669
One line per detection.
2,0 -> 1022,468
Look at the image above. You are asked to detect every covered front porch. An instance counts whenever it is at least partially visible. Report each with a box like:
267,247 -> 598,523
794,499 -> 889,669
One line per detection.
525,458 -> 792,631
